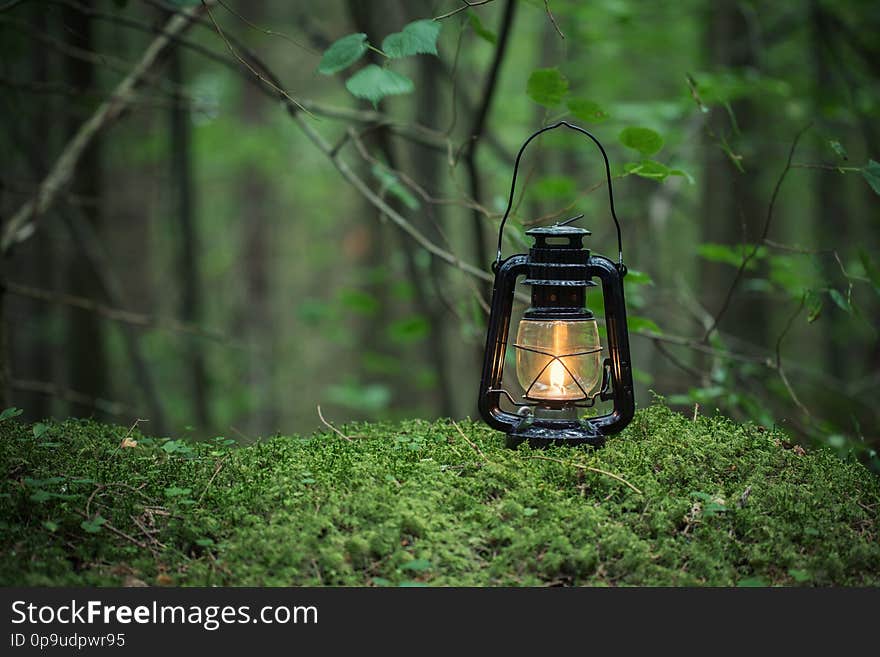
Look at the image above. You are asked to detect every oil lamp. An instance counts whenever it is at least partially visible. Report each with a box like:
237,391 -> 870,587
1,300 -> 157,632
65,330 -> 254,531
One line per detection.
478,121 -> 635,448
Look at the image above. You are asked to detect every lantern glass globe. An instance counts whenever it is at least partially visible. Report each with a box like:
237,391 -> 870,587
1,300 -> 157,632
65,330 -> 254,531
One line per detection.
515,318 -> 602,402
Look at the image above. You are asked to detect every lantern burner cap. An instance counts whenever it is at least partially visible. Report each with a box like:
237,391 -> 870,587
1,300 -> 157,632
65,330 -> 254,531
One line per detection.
525,225 -> 591,237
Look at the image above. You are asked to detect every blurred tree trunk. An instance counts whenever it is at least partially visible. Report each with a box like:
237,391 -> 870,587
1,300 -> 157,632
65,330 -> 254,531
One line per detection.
63,2 -> 106,418
8,5 -> 56,417
409,8 -> 454,417
810,5 -> 849,382
700,0 -> 768,349
168,47 -> 210,428
236,0 -> 276,435
347,0 -> 454,416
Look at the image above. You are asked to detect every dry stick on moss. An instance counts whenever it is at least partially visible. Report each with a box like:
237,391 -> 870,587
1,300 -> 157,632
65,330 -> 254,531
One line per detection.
529,455 -> 643,495
74,510 -> 149,550
0,2 -> 211,253
450,419 -> 487,460
316,405 -> 354,442
198,455 -> 229,505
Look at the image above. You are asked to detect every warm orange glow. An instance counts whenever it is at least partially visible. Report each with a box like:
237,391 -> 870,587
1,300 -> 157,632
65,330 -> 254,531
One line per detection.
515,318 -> 602,401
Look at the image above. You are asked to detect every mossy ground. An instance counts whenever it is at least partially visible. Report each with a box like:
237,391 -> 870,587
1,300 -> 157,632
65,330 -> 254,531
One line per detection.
1,405 -> 878,586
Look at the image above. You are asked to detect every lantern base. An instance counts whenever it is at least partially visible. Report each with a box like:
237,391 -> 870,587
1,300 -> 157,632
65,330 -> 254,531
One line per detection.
505,418 -> 605,449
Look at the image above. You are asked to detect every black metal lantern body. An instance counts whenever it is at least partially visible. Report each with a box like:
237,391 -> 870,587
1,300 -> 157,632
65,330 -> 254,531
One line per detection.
478,122 -> 635,448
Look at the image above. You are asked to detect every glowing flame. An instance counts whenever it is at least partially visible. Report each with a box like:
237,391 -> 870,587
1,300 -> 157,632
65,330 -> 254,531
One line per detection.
549,358 -> 567,394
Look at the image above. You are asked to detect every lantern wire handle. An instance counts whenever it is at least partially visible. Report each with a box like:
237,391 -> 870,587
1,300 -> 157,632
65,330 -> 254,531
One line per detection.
493,120 -> 624,270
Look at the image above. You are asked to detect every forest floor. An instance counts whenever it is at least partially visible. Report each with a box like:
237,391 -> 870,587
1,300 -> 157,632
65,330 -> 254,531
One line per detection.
1,405 -> 878,587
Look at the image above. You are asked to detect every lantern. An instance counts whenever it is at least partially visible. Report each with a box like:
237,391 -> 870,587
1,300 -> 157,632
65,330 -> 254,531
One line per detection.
478,121 -> 635,448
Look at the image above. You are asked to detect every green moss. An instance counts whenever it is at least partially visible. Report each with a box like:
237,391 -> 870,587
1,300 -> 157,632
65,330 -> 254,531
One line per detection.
1,405 -> 878,586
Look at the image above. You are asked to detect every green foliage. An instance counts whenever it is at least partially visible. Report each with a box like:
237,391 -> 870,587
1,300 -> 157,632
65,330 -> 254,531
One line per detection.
697,243 -> 767,268
0,407 -> 23,422
862,160 -> 880,195
468,12 -> 497,45
371,163 -> 420,210
1,408 -> 878,586
319,19 -> 441,105
566,98 -> 609,123
317,33 -> 368,75
859,249 -> 880,297
381,20 -> 442,59
345,65 -> 414,106
526,68 -> 569,107
618,126 -> 664,156
624,159 -> 691,182
387,315 -> 430,343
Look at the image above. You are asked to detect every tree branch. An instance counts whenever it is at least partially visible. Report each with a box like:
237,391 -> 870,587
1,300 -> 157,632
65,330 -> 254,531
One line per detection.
702,124 -> 811,340
1,2 -> 212,254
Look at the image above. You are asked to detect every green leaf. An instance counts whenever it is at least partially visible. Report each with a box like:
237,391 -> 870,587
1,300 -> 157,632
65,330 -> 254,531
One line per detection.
828,140 -> 848,160
30,489 -> 53,503
345,65 -> 414,106
624,269 -> 654,286
468,12 -> 496,44
697,243 -> 766,269
619,127 -> 663,156
318,33 -> 368,75
862,160 -> 880,195
195,538 -> 215,547
388,315 -> 430,343
382,20 -> 442,58
566,98 -> 609,123
81,515 -> 106,534
859,249 -> 880,297
788,568 -> 811,583
0,407 -> 23,422
627,316 -> 663,335
164,486 -> 193,498
32,422 -> 49,438
42,520 -> 59,532
624,160 -> 670,181
806,290 -> 823,323
338,288 -> 379,316
827,288 -> 851,314
526,68 -> 569,107
371,163 -> 420,210
401,558 -> 432,572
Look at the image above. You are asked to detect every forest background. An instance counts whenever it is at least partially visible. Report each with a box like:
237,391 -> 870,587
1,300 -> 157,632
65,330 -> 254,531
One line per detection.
2,0 -> 878,469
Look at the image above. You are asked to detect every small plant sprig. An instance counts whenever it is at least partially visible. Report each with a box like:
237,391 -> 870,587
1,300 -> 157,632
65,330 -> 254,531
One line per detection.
317,20 -> 442,106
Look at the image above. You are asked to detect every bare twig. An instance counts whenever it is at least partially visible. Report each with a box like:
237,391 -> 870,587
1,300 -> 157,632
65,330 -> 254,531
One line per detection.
198,455 -> 229,504
75,510 -> 149,550
434,0 -> 495,21
5,281 -> 244,346
1,2 -> 211,253
10,378 -> 134,416
316,405 -> 354,442
544,0 -> 565,39
773,294 -> 813,419
216,0 -> 318,55
530,454 -> 643,495
702,124 -> 812,340
198,0 -> 308,114
451,419 -> 487,460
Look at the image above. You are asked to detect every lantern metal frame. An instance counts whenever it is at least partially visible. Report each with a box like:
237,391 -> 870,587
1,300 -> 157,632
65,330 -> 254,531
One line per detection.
478,121 -> 635,448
